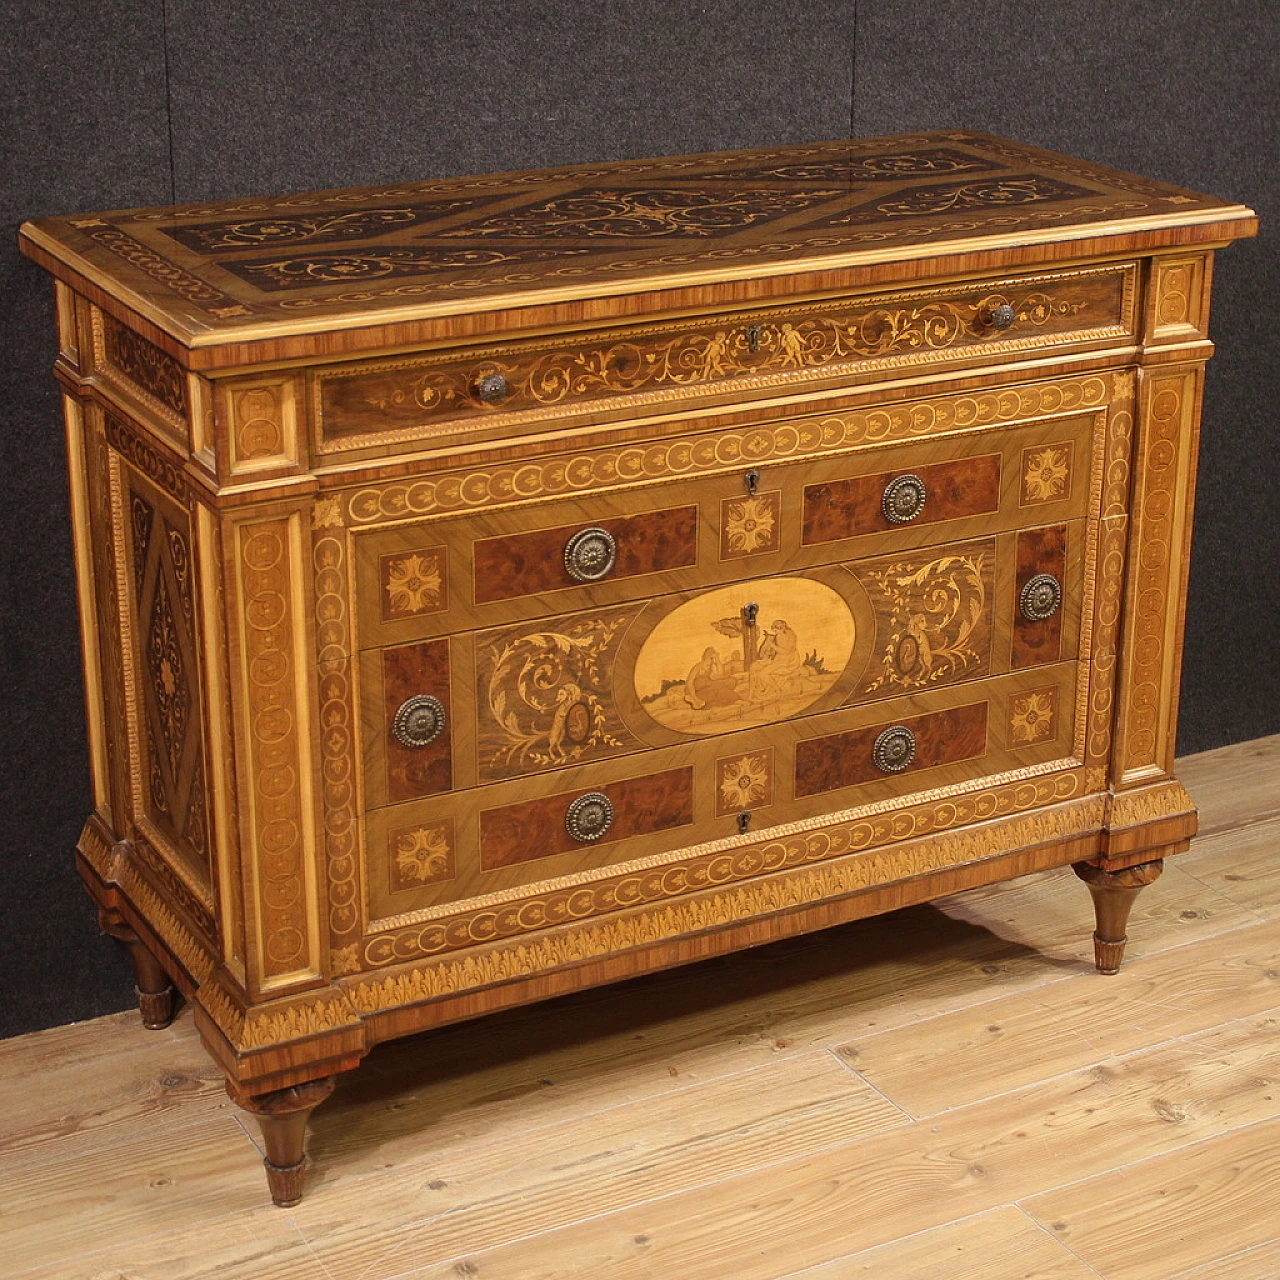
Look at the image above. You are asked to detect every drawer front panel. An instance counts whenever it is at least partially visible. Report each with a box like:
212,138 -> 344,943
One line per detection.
359,521 -> 1084,810
480,767 -> 695,869
381,639 -> 453,804
802,453 -> 1002,544
352,405 -> 1098,653
313,262 -> 1136,455
1013,524 -> 1067,668
794,702 -> 989,797
473,505 -> 698,604
361,662 -> 1081,937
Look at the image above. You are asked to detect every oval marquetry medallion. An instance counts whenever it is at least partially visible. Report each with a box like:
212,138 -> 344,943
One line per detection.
633,578 -> 856,734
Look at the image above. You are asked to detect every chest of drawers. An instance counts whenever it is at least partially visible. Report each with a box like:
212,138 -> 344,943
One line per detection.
20,130 -> 1255,1205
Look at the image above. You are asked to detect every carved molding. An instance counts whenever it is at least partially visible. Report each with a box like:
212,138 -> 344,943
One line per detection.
361,769 -> 1088,969
233,515 -> 319,983
1120,370 -> 1195,775
349,789 -> 1106,1009
346,374 -> 1112,526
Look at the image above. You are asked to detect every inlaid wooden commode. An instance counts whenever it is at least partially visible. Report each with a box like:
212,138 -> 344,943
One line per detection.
20,131 -> 1256,1205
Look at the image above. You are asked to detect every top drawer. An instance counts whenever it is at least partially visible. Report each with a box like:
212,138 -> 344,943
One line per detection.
309,261 -> 1138,455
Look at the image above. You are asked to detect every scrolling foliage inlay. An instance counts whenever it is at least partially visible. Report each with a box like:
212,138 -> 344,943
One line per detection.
318,268 -> 1113,441
476,604 -> 644,782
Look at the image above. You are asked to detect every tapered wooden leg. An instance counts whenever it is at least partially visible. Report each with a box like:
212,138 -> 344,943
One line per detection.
233,1077 -> 337,1207
97,907 -> 176,1029
1072,859 -> 1164,974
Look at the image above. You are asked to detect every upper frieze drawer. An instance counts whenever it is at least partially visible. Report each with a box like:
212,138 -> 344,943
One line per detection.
309,261 -> 1138,456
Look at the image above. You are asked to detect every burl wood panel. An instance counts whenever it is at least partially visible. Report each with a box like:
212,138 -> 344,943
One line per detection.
473,506 -> 698,604
794,701 -> 989,797
480,767 -> 695,869
382,640 -> 452,803
1012,525 -> 1067,669
802,454 -> 1001,545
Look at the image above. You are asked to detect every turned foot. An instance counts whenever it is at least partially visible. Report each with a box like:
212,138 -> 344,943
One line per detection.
233,1077 -> 337,1207
1072,859 -> 1164,974
97,907 -> 176,1029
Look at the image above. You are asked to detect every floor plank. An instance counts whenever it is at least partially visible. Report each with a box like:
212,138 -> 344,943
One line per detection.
360,1011 -> 1280,1280
1023,1116 -> 1280,1280
835,917 -> 1280,1117
3,734 -> 1277,1280
1168,1234 -> 1280,1279
1175,733 -> 1280,835
780,1207 -> 1101,1279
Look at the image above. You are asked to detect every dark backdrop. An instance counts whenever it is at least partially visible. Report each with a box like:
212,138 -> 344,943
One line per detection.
2,1 -> 1275,1039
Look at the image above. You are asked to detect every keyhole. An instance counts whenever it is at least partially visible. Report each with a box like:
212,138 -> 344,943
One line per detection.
746,324 -> 762,352
745,468 -> 760,496
737,811 -> 752,834
742,601 -> 759,628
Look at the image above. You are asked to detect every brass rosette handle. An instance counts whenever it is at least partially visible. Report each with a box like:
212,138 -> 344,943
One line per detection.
392,694 -> 446,748
882,473 -> 927,524
566,791 -> 615,843
872,724 -> 916,774
1019,572 -> 1063,622
564,526 -> 617,582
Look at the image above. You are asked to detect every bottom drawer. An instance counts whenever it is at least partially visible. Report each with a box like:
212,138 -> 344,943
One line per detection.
362,661 -> 1082,932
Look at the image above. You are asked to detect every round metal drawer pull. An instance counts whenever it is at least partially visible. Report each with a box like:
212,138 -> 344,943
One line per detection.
989,302 -> 1017,330
566,791 -> 614,842
476,371 -> 511,403
882,473 -> 927,524
1020,573 -> 1063,622
872,724 -> 916,774
392,694 -> 446,748
564,526 -> 617,582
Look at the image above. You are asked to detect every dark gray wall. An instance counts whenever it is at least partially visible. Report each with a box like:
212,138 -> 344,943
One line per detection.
1,1 -> 1274,1039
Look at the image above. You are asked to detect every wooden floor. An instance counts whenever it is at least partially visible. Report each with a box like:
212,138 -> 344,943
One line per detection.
3,737 -> 1279,1280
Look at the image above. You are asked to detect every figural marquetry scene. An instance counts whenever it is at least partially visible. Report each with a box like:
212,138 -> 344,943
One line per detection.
18,130 -> 1256,1206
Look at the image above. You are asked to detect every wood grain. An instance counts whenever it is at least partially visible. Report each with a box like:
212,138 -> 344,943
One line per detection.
802,453 -> 1002,544
20,130 -> 1256,1205
835,917 -> 1280,1116
472,505 -> 699,603
1023,1116 -> 1280,1280
1012,523 -> 1067,668
785,1206 -> 1100,1279
479,766 -> 695,868
795,701 -> 989,796
382,638 -> 452,803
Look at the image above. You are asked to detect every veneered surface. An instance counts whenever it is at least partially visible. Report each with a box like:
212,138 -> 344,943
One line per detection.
382,639 -> 453,803
1012,525 -> 1068,669
473,506 -> 698,604
17,130 -> 1251,345
480,767 -> 695,869
803,454 -> 1002,545
794,701 -> 990,797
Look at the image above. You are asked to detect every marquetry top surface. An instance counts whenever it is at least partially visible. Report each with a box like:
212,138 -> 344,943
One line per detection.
20,130 -> 1254,347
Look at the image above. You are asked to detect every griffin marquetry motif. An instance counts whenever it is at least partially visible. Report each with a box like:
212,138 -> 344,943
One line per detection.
851,540 -> 994,697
